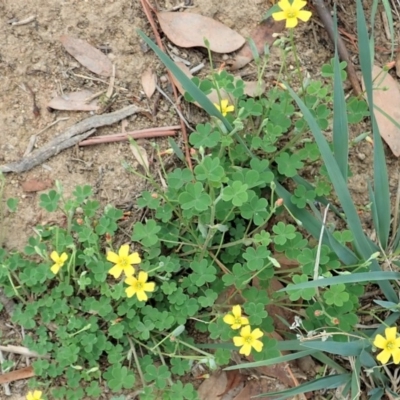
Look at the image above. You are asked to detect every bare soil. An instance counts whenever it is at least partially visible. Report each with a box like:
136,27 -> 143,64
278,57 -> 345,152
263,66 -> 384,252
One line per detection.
1,0 -> 400,399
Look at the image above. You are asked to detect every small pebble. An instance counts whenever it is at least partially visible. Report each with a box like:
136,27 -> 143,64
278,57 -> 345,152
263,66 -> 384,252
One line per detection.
357,153 -> 366,161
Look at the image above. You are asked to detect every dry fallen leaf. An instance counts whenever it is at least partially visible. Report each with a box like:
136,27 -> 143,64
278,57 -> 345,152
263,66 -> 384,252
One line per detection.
0,366 -> 35,385
60,35 -> 113,77
21,179 -> 53,193
362,65 -> 400,157
47,90 -> 99,111
157,12 -> 245,53
130,143 -> 150,171
229,17 -> 284,70
141,68 -> 157,99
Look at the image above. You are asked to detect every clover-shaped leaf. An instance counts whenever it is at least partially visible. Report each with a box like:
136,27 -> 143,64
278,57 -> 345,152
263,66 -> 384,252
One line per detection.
104,365 -> 135,392
178,182 -> 212,211
222,181 -> 248,206
323,284 -> 350,307
132,219 -> 161,247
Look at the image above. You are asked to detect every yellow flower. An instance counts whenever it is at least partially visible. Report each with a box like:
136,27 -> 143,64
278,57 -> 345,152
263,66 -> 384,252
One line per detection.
214,99 -> 234,116
233,325 -> 264,356
125,271 -> 155,301
223,305 -> 249,330
272,0 -> 312,28
107,244 -> 141,279
26,390 -> 43,400
373,327 -> 400,364
50,251 -> 68,275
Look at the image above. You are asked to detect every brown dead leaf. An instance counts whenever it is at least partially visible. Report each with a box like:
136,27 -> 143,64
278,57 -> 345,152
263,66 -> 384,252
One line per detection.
197,370 -> 245,400
228,17 -> 284,70
130,143 -> 150,171
60,35 -> 112,77
0,366 -> 35,384
47,90 -> 99,111
362,65 -> 400,157
141,68 -> 157,99
157,12 -> 245,53
21,179 -> 53,193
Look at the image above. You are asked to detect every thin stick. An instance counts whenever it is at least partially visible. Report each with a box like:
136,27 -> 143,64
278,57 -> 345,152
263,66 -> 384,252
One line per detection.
79,127 -> 179,146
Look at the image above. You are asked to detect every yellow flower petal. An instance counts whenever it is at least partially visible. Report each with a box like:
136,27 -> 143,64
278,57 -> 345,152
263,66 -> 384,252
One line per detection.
136,291 -> 149,302
60,253 -> 68,263
106,251 -> 120,264
51,264 -> 61,275
124,265 -> 135,277
50,251 -> 59,262
377,349 -> 391,364
385,327 -> 397,341
239,343 -> 252,356
232,305 -> 242,318
125,276 -> 136,285
277,0 -> 291,9
240,325 -> 251,336
143,282 -> 155,292
108,264 -> 123,279
233,336 -> 245,347
251,328 -> 263,340
373,333 -> 386,349
119,244 -> 130,258
226,105 -> 235,113
128,252 -> 141,264
297,10 -> 312,22
272,11 -> 287,21
392,347 -> 400,364
292,0 -> 307,9
125,286 -> 136,298
138,271 -> 148,282
286,17 -> 298,28
252,339 -> 264,353
223,314 -> 236,325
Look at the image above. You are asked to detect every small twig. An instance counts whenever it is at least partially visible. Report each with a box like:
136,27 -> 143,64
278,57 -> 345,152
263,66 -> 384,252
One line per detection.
9,15 -> 36,26
0,345 -> 49,359
35,117 -> 69,136
79,125 -> 180,146
155,84 -> 194,131
23,135 -> 37,157
313,0 -> 363,96
24,83 -> 40,117
1,105 -> 142,173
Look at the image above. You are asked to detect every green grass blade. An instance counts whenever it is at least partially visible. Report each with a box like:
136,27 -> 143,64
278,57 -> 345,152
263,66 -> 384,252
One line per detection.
381,0 -> 395,58
224,349 -> 315,370
279,271 -> 400,291
284,83 -> 397,302
351,357 -> 362,400
253,374 -> 351,400
301,339 -> 369,357
356,0 -> 390,249
332,7 -> 349,180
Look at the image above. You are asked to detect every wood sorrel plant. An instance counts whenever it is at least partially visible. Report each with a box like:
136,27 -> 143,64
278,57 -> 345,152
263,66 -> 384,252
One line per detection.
0,55 -> 369,399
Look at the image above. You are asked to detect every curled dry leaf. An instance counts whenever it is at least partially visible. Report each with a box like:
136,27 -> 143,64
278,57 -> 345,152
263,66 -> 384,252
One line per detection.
170,62 -> 265,109
21,179 -> 53,193
362,65 -> 400,157
157,11 -> 245,53
60,35 -> 113,77
228,17 -> 284,70
141,68 -> 157,98
130,143 -> 150,171
47,90 -> 99,111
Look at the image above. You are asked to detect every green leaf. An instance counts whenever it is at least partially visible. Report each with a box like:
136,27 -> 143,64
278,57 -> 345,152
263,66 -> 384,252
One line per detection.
132,219 -> 161,247
194,157 -> 225,184
222,181 -> 248,206
190,123 -> 221,148
6,197 -> 18,212
144,365 -> 171,389
189,259 -> 217,286
104,365 -> 135,392
178,182 -> 212,211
